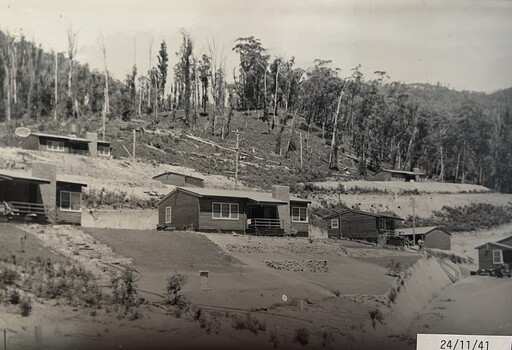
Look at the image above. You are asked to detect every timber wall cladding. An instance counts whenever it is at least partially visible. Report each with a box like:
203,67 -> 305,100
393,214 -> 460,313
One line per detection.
198,197 -> 246,231
425,229 -> 451,250
340,212 -> 378,239
478,248 -> 494,269
158,191 -> 199,229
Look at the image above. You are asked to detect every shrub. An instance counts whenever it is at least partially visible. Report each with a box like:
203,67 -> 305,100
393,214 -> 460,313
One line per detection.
231,313 -> 266,335
369,308 -> 384,328
293,327 -> 310,345
388,287 -> 398,304
165,273 -> 188,306
20,297 -> 32,317
0,267 -> 18,286
198,311 -> 221,335
322,331 -> 334,347
9,289 -> 20,305
111,269 -> 139,312
269,327 -> 280,348
386,258 -> 402,277
332,289 -> 341,297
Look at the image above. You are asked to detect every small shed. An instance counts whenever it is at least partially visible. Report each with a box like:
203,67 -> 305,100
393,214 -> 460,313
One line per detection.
397,226 -> 451,250
153,172 -> 204,188
475,236 -> 512,270
369,168 -> 425,182
323,209 -> 403,243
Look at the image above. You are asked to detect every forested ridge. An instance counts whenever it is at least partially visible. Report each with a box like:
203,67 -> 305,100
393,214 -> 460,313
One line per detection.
1,30 -> 511,192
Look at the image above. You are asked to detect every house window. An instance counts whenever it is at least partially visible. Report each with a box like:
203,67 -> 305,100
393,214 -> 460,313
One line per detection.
492,250 -> 503,264
379,218 -> 386,230
165,207 -> 172,223
212,202 -> 239,220
60,191 -> 82,211
98,145 -> 110,156
292,207 -> 308,223
331,219 -> 339,229
47,140 -> 65,152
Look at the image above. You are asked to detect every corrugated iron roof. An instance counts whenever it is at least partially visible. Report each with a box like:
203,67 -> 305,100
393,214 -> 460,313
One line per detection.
0,169 -> 87,186
158,186 -> 310,206
397,226 -> 451,236
152,171 -> 204,182
323,209 -> 403,220
380,168 -> 426,176
0,169 -> 50,183
475,241 -> 512,251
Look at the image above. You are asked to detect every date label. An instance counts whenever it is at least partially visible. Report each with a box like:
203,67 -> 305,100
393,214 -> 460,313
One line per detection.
417,334 -> 511,350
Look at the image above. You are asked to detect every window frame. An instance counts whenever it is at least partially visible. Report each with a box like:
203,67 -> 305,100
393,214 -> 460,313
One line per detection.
379,218 -> 386,230
212,202 -> 239,220
492,250 -> 503,264
98,144 -> 111,156
59,191 -> 82,212
47,139 -> 65,152
165,206 -> 172,224
331,218 -> 339,229
291,207 -> 308,223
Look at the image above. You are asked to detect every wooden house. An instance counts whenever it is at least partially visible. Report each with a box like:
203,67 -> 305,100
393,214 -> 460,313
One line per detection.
397,226 -> 451,250
324,209 -> 403,243
0,162 -> 87,225
157,185 -> 310,236
152,171 -> 204,188
369,167 -> 425,182
475,236 -> 512,270
22,132 -> 111,157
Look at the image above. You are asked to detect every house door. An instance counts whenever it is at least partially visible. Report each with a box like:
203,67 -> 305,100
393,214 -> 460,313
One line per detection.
248,206 -> 264,219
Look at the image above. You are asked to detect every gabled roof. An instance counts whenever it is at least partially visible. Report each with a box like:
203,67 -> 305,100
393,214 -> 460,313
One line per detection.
323,209 -> 403,221
157,186 -> 310,206
0,169 -> 50,184
397,226 -> 451,236
152,171 -> 204,182
0,169 -> 87,187
475,241 -> 512,251
30,132 -> 111,145
379,168 -> 426,176
31,132 -> 90,143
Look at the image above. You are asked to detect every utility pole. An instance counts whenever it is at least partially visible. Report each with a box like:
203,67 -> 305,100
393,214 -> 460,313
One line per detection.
300,133 -> 303,168
54,53 -> 58,121
412,197 -> 416,246
132,130 -> 136,167
234,129 -> 240,190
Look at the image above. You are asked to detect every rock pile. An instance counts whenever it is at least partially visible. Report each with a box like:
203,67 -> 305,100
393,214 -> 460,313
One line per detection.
265,259 -> 329,272
226,243 -> 348,256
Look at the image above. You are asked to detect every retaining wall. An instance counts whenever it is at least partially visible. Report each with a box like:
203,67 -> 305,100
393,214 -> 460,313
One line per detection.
81,209 -> 157,230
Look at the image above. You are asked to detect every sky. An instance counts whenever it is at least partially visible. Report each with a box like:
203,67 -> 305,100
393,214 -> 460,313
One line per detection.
1,0 -> 512,92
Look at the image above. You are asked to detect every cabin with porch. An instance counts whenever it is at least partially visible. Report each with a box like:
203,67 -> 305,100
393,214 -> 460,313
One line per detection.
397,226 -> 451,250
475,236 -> 512,270
21,132 -> 111,157
368,167 -> 425,182
152,172 -> 204,188
0,162 -> 87,225
324,209 -> 403,243
157,185 -> 310,236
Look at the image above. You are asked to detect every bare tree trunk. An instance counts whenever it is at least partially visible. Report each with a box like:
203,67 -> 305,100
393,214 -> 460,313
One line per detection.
440,145 -> 444,182
461,144 -> 466,184
54,53 -> 58,121
273,62 -> 280,120
328,91 -> 343,169
455,152 -> 460,182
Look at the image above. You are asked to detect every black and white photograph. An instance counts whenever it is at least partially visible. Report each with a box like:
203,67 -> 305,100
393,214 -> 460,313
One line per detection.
0,0 -> 511,349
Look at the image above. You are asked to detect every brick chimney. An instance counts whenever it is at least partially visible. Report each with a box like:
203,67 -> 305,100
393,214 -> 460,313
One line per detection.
272,185 -> 290,228
86,132 -> 98,157
32,162 -> 57,214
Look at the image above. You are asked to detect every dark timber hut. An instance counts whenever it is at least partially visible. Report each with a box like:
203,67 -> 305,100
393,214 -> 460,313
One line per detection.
0,163 -> 87,225
324,209 -> 403,243
475,236 -> 512,270
22,132 -> 111,157
157,185 -> 310,236
397,226 -> 452,250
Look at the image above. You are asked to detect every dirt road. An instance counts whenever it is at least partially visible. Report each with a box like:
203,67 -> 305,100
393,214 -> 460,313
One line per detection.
408,276 -> 512,336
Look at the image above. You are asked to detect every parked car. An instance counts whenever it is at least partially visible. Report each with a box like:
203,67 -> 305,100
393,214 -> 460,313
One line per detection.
494,264 -> 511,278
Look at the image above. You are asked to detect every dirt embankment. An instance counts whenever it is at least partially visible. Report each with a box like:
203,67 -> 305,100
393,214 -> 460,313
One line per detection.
359,257 -> 469,350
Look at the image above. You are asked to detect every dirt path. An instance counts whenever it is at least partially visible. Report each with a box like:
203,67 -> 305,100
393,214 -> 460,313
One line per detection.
408,276 -> 512,336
